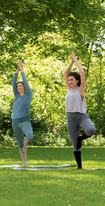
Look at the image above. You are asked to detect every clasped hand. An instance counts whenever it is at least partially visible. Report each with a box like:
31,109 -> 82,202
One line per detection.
17,60 -> 23,73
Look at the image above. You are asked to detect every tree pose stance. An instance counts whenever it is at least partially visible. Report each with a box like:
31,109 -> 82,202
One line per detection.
64,51 -> 95,169
12,60 -> 33,166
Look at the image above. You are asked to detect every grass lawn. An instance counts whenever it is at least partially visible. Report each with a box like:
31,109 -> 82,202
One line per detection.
0,145 -> 105,206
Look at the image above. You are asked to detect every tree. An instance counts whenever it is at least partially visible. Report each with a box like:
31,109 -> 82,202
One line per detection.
0,0 -> 105,145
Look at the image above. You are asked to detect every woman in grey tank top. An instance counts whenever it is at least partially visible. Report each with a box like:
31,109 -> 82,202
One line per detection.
64,51 -> 95,169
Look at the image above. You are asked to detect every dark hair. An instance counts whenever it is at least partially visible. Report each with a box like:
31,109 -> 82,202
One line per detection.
68,72 -> 81,86
17,80 -> 24,85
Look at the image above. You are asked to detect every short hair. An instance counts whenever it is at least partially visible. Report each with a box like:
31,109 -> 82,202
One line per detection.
68,72 -> 81,86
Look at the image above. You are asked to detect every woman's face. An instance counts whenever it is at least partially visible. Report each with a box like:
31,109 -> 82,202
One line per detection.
68,76 -> 79,89
17,83 -> 25,95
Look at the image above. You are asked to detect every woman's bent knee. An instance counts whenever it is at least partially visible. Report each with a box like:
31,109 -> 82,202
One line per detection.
26,130 -> 33,140
86,126 -> 95,136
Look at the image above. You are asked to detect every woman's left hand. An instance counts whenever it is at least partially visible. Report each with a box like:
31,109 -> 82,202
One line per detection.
18,60 -> 23,72
71,51 -> 77,62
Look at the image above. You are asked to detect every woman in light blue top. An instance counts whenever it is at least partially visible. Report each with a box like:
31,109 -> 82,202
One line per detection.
64,51 -> 95,169
12,60 -> 33,166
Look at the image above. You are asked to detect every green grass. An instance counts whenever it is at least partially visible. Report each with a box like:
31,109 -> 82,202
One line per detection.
0,146 -> 105,206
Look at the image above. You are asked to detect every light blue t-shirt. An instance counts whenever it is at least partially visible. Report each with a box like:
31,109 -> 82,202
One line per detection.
12,72 -> 32,121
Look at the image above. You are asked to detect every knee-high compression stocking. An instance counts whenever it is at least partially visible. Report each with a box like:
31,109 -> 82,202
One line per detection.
74,151 -> 82,169
76,133 -> 90,150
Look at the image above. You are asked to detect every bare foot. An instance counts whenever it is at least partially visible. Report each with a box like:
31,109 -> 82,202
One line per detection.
22,139 -> 28,152
23,164 -> 28,167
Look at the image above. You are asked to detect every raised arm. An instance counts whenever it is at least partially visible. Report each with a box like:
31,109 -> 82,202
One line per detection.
12,62 -> 20,96
71,51 -> 86,95
64,59 -> 74,90
19,60 -> 32,97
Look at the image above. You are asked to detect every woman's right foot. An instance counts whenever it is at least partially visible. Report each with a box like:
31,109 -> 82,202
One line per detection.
22,140 -> 27,152
23,164 -> 28,167
77,166 -> 83,169
76,136 -> 82,150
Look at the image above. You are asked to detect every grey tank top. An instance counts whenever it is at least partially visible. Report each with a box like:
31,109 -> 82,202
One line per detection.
65,87 -> 86,113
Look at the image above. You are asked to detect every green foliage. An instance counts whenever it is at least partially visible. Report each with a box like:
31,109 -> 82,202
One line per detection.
0,0 -> 105,145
